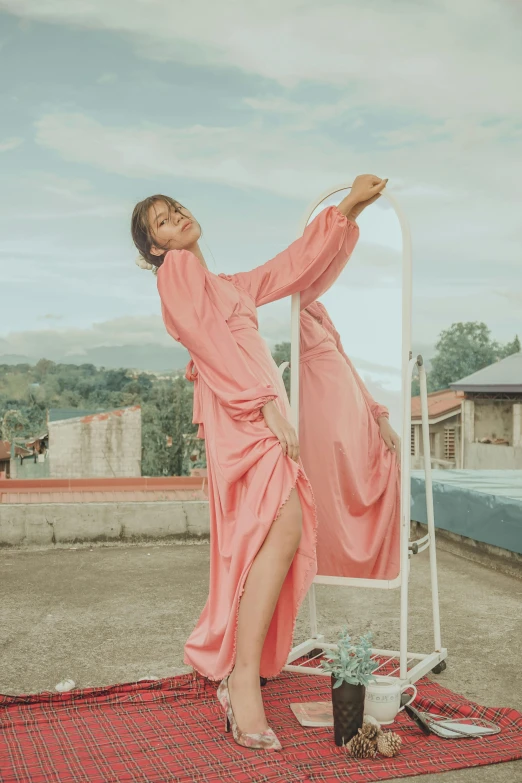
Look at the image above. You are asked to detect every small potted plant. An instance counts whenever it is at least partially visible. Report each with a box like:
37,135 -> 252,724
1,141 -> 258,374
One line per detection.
320,628 -> 378,746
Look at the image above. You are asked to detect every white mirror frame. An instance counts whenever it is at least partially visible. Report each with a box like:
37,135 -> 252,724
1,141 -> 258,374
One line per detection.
283,184 -> 447,684
290,183 -> 411,589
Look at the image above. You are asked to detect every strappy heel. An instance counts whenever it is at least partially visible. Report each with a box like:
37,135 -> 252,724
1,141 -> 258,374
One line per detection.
217,676 -> 282,751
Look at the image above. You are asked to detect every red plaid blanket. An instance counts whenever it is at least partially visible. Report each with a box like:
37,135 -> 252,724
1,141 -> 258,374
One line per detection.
1,671 -> 521,782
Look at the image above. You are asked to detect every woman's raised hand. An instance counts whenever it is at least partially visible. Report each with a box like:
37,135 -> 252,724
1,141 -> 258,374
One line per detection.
337,175 -> 388,220
261,400 -> 300,462
351,175 -> 388,204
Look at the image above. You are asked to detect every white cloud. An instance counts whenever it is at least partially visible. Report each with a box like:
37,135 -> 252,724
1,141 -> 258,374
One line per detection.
0,170 -> 126,221
31,109 -> 522,280
0,314 -> 170,355
34,112 -> 348,199
0,310 -> 292,369
1,0 -> 521,359
2,0 -> 521,121
97,72 -> 118,84
0,136 -> 23,152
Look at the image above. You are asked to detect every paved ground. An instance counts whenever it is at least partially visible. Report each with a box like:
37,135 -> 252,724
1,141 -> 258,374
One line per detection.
1,540 -> 521,782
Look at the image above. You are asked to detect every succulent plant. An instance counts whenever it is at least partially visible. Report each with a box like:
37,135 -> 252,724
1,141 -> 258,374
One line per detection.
320,628 -> 378,688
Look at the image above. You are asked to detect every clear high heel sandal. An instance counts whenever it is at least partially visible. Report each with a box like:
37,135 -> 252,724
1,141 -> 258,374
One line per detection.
217,676 -> 282,751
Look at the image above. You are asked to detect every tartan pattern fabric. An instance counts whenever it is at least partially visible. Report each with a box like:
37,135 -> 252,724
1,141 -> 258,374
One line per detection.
1,670 -> 521,783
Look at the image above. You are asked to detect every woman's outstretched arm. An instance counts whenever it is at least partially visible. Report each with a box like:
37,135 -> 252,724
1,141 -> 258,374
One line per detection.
228,176 -> 386,308
227,206 -> 359,307
299,181 -> 387,309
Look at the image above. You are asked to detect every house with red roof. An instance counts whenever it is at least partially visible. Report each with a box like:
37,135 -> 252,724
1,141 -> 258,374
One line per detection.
0,441 -> 34,479
411,352 -> 522,470
411,389 -> 464,469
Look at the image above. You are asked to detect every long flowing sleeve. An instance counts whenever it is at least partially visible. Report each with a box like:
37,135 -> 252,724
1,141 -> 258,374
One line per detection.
227,206 -> 359,308
157,250 -> 277,421
316,301 -> 389,421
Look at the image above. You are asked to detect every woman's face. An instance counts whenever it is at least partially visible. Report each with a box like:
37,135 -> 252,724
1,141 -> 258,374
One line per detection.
148,200 -> 201,257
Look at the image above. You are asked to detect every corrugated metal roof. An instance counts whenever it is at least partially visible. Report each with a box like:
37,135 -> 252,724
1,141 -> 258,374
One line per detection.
0,441 -> 33,460
48,408 -> 108,422
411,389 -> 462,422
48,406 -> 140,423
450,352 -> 522,392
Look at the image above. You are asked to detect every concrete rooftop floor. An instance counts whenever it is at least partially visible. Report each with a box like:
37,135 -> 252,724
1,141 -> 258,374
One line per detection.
1,540 -> 521,783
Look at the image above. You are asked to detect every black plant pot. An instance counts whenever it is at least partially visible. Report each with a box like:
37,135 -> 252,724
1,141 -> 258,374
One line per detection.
331,676 -> 365,746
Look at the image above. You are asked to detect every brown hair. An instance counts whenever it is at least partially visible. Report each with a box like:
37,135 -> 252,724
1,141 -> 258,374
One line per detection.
131,195 -> 190,269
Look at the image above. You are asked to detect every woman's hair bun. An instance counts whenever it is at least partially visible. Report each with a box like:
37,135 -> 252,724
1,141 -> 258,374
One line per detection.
135,254 -> 158,276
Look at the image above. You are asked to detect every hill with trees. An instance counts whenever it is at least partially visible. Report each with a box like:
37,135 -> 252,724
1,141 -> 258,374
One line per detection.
1,324 -> 518,476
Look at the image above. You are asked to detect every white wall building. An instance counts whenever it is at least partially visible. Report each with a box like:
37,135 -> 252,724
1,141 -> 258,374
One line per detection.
47,406 -> 142,478
451,352 -> 522,470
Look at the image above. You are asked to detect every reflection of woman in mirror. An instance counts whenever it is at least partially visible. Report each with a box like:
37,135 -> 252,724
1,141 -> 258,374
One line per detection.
130,175 -> 386,750
298,195 -> 401,581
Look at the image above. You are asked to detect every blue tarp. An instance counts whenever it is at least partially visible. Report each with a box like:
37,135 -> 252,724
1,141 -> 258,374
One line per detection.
411,470 -> 522,555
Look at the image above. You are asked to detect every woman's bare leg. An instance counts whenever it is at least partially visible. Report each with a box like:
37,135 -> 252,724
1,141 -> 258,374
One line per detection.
228,488 -> 303,734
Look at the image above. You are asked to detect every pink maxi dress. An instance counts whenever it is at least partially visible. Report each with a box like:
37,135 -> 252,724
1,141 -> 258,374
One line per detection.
298,300 -> 401,580
156,206 -> 359,680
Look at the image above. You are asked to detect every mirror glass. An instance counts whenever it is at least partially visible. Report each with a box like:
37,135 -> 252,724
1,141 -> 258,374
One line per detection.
306,188 -> 403,431
301,187 -> 403,581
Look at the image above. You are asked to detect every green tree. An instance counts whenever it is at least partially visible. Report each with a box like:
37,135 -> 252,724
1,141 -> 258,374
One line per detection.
140,376 -> 198,476
411,377 -> 420,397
417,323 -> 520,394
429,322 -> 495,391
2,409 -> 30,441
34,358 -> 56,379
167,375 -> 199,475
496,334 -> 521,359
140,403 -> 169,476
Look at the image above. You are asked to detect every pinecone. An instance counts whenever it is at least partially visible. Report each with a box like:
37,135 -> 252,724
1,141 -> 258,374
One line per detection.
363,714 -> 381,730
360,721 -> 380,742
347,728 -> 378,759
377,730 -> 402,757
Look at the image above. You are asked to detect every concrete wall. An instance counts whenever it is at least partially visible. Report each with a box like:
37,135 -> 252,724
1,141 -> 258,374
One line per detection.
49,407 -> 141,478
465,442 -> 522,469
10,455 -> 50,480
513,403 -> 521,447
0,500 -> 210,547
474,399 -> 513,442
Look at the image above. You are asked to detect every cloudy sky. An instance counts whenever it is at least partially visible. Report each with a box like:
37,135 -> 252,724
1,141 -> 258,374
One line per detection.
1,0 -> 521,422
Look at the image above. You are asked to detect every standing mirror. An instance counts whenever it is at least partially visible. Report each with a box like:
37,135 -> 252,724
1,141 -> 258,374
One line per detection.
292,185 -> 409,586
285,184 -> 445,686
307,188 -> 403,431
285,186 -> 447,683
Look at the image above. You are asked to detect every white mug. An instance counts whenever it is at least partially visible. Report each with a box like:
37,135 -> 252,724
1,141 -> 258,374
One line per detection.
364,677 -> 417,725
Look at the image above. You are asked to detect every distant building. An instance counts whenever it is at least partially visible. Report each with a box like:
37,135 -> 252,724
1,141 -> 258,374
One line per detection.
0,440 -> 35,479
450,352 -> 522,470
411,352 -> 522,470
47,406 -> 142,478
411,390 -> 463,469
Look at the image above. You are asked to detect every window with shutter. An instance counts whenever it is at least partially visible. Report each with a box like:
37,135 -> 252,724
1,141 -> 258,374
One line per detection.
411,425 -> 415,456
444,427 -> 456,460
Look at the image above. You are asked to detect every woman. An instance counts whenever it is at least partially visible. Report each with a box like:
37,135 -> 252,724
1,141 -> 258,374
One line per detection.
298,298 -> 401,580
131,175 -> 387,751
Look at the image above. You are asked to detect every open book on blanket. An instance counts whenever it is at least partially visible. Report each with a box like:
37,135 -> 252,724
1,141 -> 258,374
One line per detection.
290,701 -> 334,728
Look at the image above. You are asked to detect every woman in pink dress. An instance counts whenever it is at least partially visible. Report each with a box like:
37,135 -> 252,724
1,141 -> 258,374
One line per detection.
299,298 -> 401,580
131,175 -> 387,750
